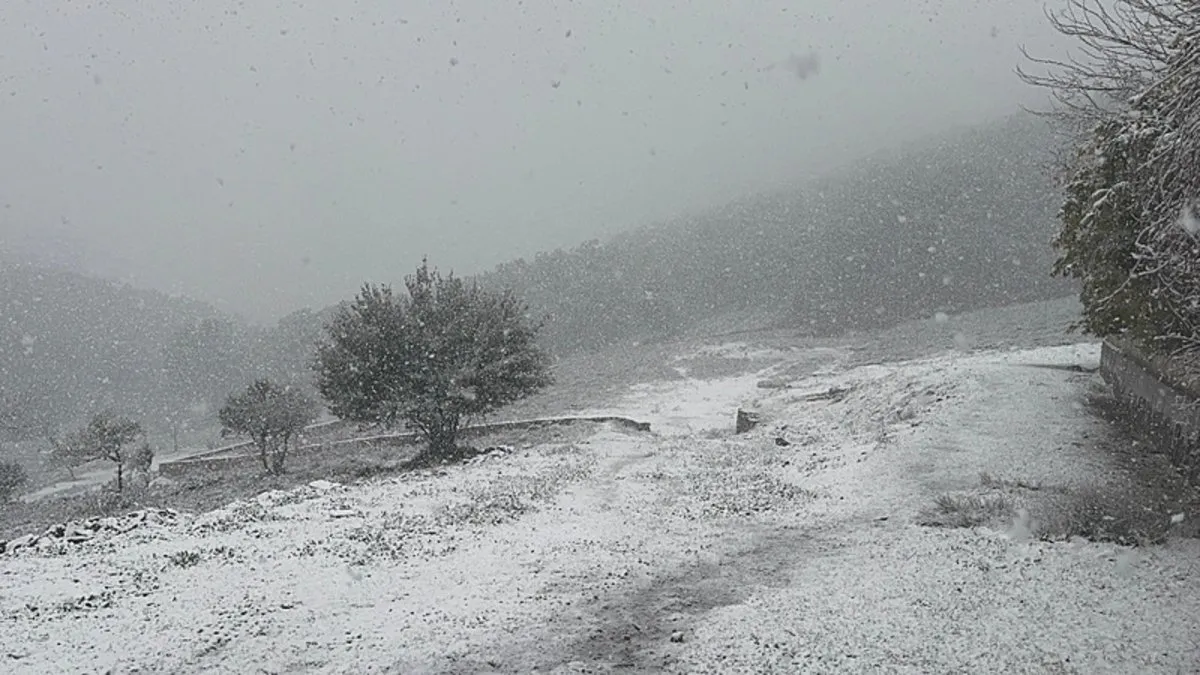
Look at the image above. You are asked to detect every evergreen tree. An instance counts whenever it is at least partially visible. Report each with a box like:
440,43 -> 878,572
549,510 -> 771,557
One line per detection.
315,260 -> 553,459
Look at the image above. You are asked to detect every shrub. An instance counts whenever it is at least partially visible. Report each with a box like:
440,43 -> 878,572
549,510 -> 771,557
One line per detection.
920,492 -> 1016,529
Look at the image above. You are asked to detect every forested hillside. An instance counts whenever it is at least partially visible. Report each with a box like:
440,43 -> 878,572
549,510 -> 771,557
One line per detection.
0,265 -> 331,443
478,112 -> 1076,353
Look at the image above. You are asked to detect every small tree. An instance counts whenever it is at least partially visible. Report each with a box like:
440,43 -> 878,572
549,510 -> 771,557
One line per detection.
218,379 -> 319,474
54,412 -> 144,492
315,259 -> 554,459
126,442 -> 155,489
0,460 -> 28,502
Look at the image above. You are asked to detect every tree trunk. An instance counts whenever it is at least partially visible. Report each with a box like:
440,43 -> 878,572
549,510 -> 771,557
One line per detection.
258,435 -> 271,472
115,462 -> 124,492
270,435 -> 289,475
425,421 -> 459,460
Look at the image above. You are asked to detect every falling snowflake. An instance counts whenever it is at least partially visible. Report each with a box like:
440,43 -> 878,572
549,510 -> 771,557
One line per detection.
1177,203 -> 1200,235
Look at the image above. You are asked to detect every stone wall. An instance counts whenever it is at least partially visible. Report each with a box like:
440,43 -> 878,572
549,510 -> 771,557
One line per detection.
158,415 -> 651,479
1101,338 -> 1200,479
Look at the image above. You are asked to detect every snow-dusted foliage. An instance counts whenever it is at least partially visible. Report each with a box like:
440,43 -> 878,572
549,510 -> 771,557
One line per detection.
1131,15 -> 1200,350
218,380 -> 319,474
314,260 -> 553,457
1034,1 -> 1200,351
1056,107 -> 1166,339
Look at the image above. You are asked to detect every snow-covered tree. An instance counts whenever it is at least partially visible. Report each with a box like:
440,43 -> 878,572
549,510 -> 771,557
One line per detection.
53,412 -> 144,492
1018,0 -> 1185,133
218,379 -> 318,474
1130,16 -> 1200,351
1055,108 -> 1165,339
1026,1 -> 1200,351
315,259 -> 553,459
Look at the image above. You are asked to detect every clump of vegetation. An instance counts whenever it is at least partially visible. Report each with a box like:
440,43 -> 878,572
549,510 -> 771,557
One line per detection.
0,460 -> 29,502
163,545 -> 237,568
1021,1 -> 1200,351
219,379 -> 319,475
436,490 -> 533,527
315,259 -> 554,461
926,470 -> 1182,547
166,549 -> 203,568
920,492 -> 1017,529
1035,483 -> 1177,547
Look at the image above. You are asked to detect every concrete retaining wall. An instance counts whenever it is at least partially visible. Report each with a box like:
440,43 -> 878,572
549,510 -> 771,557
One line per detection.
158,415 -> 650,479
1101,338 -> 1200,479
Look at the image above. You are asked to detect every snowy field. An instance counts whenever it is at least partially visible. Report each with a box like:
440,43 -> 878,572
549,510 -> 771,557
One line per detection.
3,324 -> 1199,673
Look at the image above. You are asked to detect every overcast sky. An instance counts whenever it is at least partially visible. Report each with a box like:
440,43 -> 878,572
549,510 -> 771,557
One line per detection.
0,0 -> 1064,322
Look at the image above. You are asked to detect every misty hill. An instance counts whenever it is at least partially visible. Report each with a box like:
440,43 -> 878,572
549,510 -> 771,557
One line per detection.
2,112 -> 1076,445
477,111 -> 1077,354
0,264 -> 330,443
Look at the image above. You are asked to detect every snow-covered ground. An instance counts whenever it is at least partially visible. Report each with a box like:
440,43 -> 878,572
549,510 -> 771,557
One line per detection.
3,341 -> 1199,673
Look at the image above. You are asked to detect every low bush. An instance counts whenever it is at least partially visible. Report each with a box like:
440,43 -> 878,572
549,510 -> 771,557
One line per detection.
1035,483 -> 1177,547
920,492 -> 1016,529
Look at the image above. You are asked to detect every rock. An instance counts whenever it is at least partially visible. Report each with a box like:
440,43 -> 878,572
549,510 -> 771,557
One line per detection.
6,534 -> 38,553
774,436 -> 791,447
65,528 -> 94,544
736,408 -> 761,434
308,479 -> 340,491
148,476 -> 178,492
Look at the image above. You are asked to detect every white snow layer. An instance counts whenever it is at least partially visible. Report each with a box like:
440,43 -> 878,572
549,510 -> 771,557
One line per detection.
3,343 -> 1199,674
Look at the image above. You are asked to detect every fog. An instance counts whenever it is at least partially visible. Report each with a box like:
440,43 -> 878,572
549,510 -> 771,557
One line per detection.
1,0 -> 1063,321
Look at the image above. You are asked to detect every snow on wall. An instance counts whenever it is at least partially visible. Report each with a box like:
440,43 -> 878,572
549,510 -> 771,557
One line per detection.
157,416 -> 651,478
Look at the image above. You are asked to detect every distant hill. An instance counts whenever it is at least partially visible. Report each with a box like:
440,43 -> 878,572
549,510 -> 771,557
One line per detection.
1,111 -> 1080,449
477,111 -> 1077,353
0,264 -> 328,444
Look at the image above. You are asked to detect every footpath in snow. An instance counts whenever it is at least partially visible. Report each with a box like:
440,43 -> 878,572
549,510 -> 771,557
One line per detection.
2,342 -> 1199,674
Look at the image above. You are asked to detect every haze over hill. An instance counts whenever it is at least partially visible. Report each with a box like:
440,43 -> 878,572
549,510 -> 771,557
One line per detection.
3,110 -> 1076,451
479,111 -> 1077,352
0,0 -> 1066,319
0,264 -> 334,445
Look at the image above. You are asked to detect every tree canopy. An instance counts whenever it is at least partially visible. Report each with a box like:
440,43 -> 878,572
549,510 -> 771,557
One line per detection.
315,260 -> 553,457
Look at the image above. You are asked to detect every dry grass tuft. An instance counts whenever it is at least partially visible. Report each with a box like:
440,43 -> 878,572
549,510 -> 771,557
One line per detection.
920,492 -> 1016,529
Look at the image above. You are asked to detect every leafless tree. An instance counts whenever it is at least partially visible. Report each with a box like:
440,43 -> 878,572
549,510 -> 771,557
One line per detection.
1018,0 -> 1186,132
